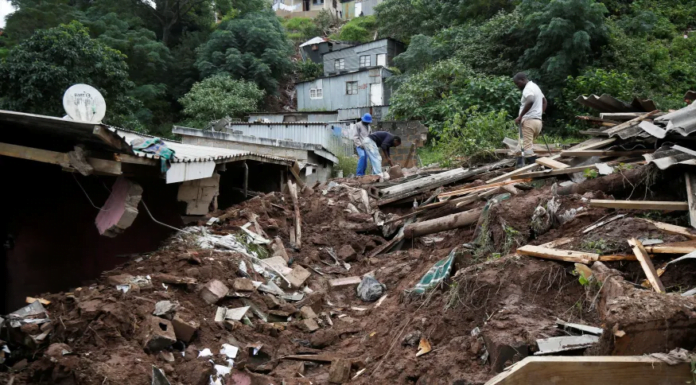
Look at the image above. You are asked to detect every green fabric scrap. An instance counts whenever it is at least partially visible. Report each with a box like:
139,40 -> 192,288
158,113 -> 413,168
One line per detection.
408,247 -> 457,295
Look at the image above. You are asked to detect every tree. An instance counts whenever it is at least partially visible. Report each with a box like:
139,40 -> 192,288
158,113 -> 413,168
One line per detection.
515,0 -> 609,95
195,11 -> 293,94
179,74 -> 264,124
132,0 -> 211,45
0,21 -> 140,127
4,0 -> 82,44
337,16 -> 377,43
375,0 -> 445,42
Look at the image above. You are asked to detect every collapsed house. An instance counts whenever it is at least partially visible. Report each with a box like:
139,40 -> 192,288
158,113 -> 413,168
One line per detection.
3,97 -> 696,385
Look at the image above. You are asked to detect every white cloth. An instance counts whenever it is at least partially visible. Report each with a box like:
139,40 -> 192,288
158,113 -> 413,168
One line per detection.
519,81 -> 545,121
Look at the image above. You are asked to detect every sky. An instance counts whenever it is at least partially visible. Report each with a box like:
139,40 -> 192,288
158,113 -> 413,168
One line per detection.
0,1 -> 15,28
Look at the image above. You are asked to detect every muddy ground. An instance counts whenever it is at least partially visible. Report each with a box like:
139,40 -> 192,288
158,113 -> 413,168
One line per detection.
3,165 -> 696,384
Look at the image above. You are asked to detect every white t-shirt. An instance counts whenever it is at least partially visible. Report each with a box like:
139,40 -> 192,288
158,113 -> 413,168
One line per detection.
519,81 -> 545,121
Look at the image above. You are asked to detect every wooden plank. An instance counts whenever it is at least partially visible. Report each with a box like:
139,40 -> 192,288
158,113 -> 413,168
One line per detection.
517,245 -> 599,264
582,214 -> 626,234
438,179 -> 524,199
539,237 -> 574,248
328,277 -> 362,288
93,125 -> 128,152
686,172 -> 696,228
0,142 -> 121,175
603,110 -> 660,136
645,240 -> 696,254
638,218 -> 696,239
290,162 -> 307,189
590,200 -> 689,211
561,149 -> 653,157
512,160 -> 645,180
283,355 -> 336,363
628,238 -> 665,293
485,356 -> 691,385
288,180 -> 302,249
489,138 -> 616,184
598,254 -> 639,262
535,157 -> 570,170
404,143 -> 416,168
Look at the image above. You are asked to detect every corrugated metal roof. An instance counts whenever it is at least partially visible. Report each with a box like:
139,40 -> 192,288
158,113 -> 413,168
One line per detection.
0,110 -> 133,153
575,94 -> 656,113
109,128 -> 291,165
655,103 -> 696,135
644,146 -> 696,170
300,37 -> 327,48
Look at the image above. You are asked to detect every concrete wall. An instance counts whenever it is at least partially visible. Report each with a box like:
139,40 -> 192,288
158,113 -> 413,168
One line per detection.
337,105 -> 390,121
297,68 -> 392,111
0,157 -> 182,313
376,121 -> 429,167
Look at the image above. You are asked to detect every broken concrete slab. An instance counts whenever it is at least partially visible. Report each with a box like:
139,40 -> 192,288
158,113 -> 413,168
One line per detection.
171,315 -> 198,343
535,335 -> 599,355
95,177 -> 143,238
300,306 -> 318,320
328,358 -> 352,383
231,278 -> 255,292
141,316 -> 176,352
298,318 -> 320,333
281,265 -> 311,289
337,244 -> 358,262
200,279 -> 229,304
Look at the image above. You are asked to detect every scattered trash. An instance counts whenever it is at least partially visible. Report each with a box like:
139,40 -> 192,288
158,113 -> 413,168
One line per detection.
407,248 -> 456,295
535,335 -> 599,355
198,348 -> 213,358
357,276 -> 386,302
152,365 -> 172,385
416,338 -> 432,357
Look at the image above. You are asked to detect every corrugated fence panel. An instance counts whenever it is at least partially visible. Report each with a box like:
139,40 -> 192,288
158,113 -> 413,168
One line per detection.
225,123 -> 354,157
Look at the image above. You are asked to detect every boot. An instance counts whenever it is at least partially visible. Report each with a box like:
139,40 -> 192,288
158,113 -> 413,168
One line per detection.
515,156 -> 526,168
525,155 -> 538,164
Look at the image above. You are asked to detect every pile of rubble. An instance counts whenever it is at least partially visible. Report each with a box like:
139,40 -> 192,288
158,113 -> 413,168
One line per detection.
3,102 -> 696,384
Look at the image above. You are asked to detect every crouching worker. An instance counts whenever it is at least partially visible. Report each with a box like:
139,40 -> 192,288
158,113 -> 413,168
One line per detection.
363,131 -> 401,176
352,113 -> 373,176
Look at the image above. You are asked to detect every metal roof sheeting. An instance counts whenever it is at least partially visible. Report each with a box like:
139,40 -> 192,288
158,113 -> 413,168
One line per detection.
644,146 -> 696,170
575,94 -> 656,113
654,104 -> 696,135
604,104 -> 696,140
110,129 -> 290,165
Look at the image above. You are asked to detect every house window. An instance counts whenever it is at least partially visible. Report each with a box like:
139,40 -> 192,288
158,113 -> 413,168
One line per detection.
313,0 -> 324,4
346,81 -> 358,95
334,59 -> 345,71
310,80 -> 323,99
377,53 -> 386,66
359,55 -> 371,68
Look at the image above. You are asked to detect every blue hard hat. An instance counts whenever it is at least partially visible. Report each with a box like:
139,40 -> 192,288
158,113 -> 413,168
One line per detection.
361,113 -> 373,123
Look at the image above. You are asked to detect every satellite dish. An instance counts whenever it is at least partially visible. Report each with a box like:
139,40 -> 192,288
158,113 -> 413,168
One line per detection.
63,84 -> 107,123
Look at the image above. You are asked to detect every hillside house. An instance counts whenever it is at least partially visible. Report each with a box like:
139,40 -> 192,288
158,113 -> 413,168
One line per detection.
295,38 -> 405,111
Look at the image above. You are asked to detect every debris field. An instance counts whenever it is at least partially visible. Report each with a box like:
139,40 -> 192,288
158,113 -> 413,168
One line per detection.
4,105 -> 696,384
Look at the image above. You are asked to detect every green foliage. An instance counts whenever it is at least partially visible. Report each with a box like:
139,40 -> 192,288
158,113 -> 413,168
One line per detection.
334,155 -> 359,177
283,17 -> 320,42
583,168 -> 599,179
229,0 -> 271,16
337,16 -> 377,43
179,74 -> 264,126
516,0 -> 609,96
388,59 -> 519,132
0,21 -> 141,128
431,108 -> 516,166
196,11 -> 293,94
296,61 -> 323,82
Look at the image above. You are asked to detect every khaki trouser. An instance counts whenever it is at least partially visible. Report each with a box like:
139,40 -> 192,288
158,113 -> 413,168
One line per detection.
521,119 -> 543,156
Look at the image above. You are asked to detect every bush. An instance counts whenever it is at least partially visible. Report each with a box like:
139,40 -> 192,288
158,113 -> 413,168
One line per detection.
283,17 -> 320,42
338,16 -> 377,42
296,60 -> 323,82
179,74 -> 265,126
387,59 -> 519,133
432,108 -> 515,167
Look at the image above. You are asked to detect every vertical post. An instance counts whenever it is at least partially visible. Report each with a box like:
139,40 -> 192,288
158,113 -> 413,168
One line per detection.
244,161 -> 249,199
686,172 -> 696,228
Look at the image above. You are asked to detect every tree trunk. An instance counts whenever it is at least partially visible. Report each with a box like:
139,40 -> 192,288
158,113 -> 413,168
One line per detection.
404,208 -> 483,239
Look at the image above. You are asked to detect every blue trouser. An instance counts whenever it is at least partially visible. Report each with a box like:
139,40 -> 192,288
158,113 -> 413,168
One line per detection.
363,137 -> 383,175
356,146 -> 367,176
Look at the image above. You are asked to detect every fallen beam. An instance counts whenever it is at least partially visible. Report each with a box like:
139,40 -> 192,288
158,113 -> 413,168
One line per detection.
645,240 -> 696,254
603,110 -> 660,137
561,149 -> 653,157
437,179 -> 526,199
489,138 -> 617,184
404,208 -> 483,239
535,157 -> 570,170
517,245 -> 599,264
686,172 -> 696,228
638,218 -> 696,239
328,277 -> 362,288
288,180 -> 302,249
590,200 -> 689,211
0,142 -> 122,175
485,356 -> 692,385
628,238 -> 665,293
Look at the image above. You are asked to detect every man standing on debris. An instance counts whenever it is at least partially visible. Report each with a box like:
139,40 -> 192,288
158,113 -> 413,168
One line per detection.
513,72 -> 547,165
364,131 -> 402,175
352,113 -> 373,176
